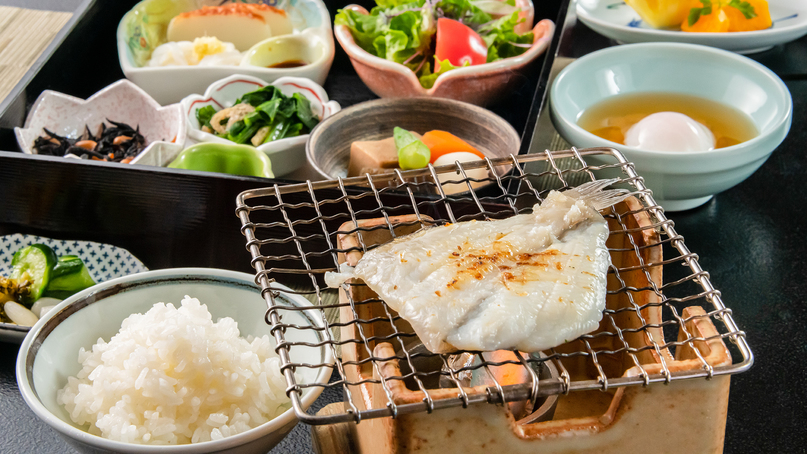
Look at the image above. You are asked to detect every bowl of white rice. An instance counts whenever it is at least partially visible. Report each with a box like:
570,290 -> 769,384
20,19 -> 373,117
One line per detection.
16,268 -> 333,454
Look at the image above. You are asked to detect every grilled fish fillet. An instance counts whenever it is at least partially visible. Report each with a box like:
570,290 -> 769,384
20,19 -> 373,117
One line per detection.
327,180 -> 627,353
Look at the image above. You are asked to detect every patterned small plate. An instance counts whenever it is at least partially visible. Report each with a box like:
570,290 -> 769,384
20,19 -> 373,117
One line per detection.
0,234 -> 148,343
576,0 -> 807,54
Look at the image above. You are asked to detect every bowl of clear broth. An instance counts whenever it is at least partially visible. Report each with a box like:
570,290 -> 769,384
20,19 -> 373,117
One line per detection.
550,42 -> 792,211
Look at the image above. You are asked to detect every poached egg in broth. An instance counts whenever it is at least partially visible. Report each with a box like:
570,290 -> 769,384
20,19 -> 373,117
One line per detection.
578,92 -> 758,151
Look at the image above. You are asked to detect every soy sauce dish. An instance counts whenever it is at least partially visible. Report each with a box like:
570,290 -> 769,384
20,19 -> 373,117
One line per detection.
17,268 -> 333,454
550,42 -> 792,211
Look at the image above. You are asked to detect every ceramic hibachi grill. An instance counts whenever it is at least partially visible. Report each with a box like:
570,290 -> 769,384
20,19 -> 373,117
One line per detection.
235,148 -> 752,453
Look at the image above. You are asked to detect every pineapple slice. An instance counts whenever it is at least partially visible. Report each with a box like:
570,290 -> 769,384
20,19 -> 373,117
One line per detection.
624,0 -> 700,29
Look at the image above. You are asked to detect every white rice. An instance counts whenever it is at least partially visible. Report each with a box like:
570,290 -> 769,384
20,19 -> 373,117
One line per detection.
56,295 -> 289,445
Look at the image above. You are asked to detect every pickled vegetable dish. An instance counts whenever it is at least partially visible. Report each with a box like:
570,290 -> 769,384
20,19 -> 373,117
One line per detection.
195,85 -> 320,147
335,0 -> 535,88
0,244 -> 95,326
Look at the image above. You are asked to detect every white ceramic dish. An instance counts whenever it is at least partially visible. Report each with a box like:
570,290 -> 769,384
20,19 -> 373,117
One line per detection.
550,42 -> 792,211
117,0 -> 335,105
0,234 -> 148,343
17,268 -> 333,454
14,80 -> 185,165
576,0 -> 807,54
180,74 -> 340,176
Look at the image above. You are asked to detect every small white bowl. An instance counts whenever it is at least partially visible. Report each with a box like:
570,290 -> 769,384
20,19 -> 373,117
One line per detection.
117,0 -> 335,105
17,268 -> 333,454
550,42 -> 792,211
180,74 -> 340,176
14,80 -> 185,165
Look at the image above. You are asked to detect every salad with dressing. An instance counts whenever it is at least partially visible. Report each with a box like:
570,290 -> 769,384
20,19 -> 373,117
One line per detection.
335,0 -> 535,88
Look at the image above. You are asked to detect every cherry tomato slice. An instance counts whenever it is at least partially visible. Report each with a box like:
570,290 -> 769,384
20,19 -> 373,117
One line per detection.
435,18 -> 488,67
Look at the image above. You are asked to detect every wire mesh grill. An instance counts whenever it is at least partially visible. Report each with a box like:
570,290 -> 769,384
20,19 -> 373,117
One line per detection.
235,147 -> 752,425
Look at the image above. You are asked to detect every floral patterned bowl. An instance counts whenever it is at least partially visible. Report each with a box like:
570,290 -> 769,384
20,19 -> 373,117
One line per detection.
180,74 -> 340,176
334,0 -> 555,106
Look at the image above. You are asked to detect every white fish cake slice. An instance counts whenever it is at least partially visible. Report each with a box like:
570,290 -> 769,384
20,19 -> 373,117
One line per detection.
327,181 -> 624,353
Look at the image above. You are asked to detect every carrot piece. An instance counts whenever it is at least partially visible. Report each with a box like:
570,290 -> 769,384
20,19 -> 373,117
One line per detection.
421,130 -> 485,164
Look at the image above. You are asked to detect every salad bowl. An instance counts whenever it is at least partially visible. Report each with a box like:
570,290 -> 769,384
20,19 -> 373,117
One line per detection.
180,75 -> 340,177
334,0 -> 555,106
117,0 -> 335,105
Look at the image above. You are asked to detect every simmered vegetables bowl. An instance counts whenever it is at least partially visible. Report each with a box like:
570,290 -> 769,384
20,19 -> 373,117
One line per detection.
306,97 -> 519,193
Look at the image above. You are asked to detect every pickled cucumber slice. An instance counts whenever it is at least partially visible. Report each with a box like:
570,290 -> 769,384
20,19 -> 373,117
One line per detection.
9,244 -> 58,306
44,255 -> 96,299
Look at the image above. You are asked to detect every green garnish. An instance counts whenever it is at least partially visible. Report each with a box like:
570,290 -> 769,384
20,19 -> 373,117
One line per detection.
688,0 -> 756,27
728,0 -> 757,19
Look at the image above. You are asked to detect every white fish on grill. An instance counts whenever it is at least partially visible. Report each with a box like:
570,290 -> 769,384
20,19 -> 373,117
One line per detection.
326,180 -> 628,353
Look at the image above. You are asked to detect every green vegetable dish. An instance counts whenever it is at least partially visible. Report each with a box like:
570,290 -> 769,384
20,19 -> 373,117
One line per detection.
196,85 -> 321,147
335,0 -> 535,88
1,244 -> 96,325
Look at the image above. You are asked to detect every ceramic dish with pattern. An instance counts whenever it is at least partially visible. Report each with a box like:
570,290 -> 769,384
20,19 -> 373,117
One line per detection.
117,0 -> 335,105
180,75 -> 340,176
576,0 -> 807,54
0,234 -> 148,343
14,80 -> 185,166
17,268 -> 333,454
334,0 -> 554,106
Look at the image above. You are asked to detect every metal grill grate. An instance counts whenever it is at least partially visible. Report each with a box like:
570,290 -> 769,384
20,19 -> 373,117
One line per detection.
235,147 -> 752,425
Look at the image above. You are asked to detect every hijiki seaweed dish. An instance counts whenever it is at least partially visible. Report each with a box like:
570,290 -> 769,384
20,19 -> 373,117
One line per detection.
33,120 -> 148,163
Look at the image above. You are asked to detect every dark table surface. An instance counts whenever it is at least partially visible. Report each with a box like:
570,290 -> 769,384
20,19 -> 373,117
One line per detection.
2,0 -> 807,453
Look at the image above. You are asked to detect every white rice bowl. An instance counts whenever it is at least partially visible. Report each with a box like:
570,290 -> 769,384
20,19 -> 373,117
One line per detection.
56,296 -> 289,445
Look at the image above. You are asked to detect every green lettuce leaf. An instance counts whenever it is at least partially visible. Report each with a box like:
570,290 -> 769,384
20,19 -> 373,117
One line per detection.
418,58 -> 467,88
335,0 -> 433,62
437,0 -> 491,27
479,11 -> 533,62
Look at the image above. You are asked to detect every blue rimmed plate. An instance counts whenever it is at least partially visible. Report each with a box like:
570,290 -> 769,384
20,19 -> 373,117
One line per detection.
576,0 -> 807,54
0,234 -> 148,343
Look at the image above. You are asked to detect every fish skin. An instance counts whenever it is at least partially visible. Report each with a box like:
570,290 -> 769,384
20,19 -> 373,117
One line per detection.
328,187 -> 617,354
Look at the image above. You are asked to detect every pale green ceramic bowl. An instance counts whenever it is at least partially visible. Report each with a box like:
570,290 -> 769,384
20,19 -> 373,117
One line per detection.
550,42 -> 792,211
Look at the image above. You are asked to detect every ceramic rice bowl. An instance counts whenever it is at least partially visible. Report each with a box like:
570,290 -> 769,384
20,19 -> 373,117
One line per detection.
17,268 -> 333,454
